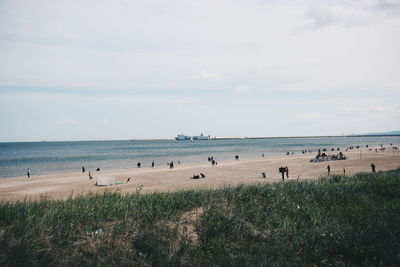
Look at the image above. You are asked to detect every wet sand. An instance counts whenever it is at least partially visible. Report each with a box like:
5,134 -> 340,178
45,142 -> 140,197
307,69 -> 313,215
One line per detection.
0,145 -> 399,202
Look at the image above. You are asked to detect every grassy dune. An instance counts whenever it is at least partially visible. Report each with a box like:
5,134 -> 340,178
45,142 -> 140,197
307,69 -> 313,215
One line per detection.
1,170 -> 399,266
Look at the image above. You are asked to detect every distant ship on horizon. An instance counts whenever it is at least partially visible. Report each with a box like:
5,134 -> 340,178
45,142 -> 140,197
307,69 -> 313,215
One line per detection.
175,133 -> 210,141
175,134 -> 192,141
192,133 -> 210,140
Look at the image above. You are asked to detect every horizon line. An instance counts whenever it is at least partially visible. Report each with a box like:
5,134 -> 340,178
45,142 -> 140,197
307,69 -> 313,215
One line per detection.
1,133 -> 399,143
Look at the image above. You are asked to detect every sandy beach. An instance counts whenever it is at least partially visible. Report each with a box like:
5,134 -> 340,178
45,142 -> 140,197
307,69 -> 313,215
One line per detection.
1,145 -> 399,202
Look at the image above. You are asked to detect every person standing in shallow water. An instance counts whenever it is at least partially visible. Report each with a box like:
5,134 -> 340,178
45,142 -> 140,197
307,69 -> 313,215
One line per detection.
27,168 -> 30,178
151,161 -> 155,168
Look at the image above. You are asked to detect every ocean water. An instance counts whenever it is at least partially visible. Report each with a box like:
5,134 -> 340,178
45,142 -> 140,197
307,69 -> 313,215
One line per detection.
0,136 -> 399,178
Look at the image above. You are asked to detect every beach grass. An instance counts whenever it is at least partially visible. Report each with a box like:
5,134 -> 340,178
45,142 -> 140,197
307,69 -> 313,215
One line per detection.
1,169 -> 399,266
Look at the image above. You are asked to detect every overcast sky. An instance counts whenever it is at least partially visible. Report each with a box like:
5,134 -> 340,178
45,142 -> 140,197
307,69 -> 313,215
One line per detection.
0,0 -> 399,141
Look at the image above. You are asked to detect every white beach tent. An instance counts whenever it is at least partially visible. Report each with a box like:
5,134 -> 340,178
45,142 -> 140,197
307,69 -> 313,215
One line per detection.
96,176 -> 115,186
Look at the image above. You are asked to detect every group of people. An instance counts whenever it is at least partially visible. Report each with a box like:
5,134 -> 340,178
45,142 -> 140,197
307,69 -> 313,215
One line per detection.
278,166 -> 289,180
207,156 -> 218,166
137,161 -> 157,168
326,163 -> 377,176
192,173 -> 206,179
25,143 -> 384,181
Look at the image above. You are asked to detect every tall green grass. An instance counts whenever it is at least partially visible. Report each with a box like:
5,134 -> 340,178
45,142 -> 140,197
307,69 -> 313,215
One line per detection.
1,169 -> 399,266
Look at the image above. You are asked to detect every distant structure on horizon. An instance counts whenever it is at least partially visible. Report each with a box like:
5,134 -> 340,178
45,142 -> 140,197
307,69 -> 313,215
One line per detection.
175,134 -> 192,141
193,133 -> 210,140
175,133 -> 210,141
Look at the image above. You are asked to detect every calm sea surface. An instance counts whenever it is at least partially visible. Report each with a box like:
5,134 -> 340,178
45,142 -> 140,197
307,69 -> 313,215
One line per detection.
0,136 -> 399,178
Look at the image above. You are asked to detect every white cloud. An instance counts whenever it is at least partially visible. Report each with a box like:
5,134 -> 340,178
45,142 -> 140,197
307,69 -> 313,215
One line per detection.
56,116 -> 78,125
234,84 -> 250,94
297,112 -> 323,120
100,119 -> 110,126
302,0 -> 400,30
174,97 -> 193,104
199,71 -> 224,81
339,105 -> 388,115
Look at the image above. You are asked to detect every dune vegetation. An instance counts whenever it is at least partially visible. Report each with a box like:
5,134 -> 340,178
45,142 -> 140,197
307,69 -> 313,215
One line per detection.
1,169 -> 399,266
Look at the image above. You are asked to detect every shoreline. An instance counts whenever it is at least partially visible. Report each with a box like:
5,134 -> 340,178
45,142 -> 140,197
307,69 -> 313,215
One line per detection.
0,145 -> 399,202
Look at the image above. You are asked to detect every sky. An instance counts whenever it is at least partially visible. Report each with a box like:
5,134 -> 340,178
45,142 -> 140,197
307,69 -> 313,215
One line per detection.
0,0 -> 399,141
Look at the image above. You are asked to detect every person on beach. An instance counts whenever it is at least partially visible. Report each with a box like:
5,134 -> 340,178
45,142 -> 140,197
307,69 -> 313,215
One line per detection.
82,166 -> 85,173
371,163 -> 376,173
327,165 -> 331,176
126,177 -> 131,183
27,168 -> 30,178
137,162 -> 141,168
152,161 -> 155,168
279,167 -> 285,181
343,168 -> 346,176
285,166 -> 289,179
88,171 -> 93,180
170,161 -> 174,169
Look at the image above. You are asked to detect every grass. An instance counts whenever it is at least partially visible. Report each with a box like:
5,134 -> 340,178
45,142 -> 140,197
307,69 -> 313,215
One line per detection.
1,169 -> 400,266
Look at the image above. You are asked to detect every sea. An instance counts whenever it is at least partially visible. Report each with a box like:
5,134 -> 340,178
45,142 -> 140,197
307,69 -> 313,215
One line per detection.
0,136 -> 399,178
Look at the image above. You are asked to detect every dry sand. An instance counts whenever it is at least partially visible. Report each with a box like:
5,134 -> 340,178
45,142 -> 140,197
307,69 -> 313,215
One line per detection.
1,146 -> 399,202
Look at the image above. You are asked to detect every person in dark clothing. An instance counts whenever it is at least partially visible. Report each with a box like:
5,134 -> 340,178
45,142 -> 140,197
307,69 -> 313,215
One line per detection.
27,168 -> 30,178
327,165 -> 331,175
151,161 -> 155,168
285,166 -> 289,179
170,161 -> 174,169
279,167 -> 285,181
82,166 -> 85,173
137,162 -> 141,168
371,163 -> 376,173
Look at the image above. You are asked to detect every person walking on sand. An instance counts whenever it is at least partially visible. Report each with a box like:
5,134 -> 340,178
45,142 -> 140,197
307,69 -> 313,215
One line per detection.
27,168 -> 30,178
126,177 -> 131,183
88,171 -> 93,180
371,163 -> 376,173
285,166 -> 289,179
327,165 -> 331,176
